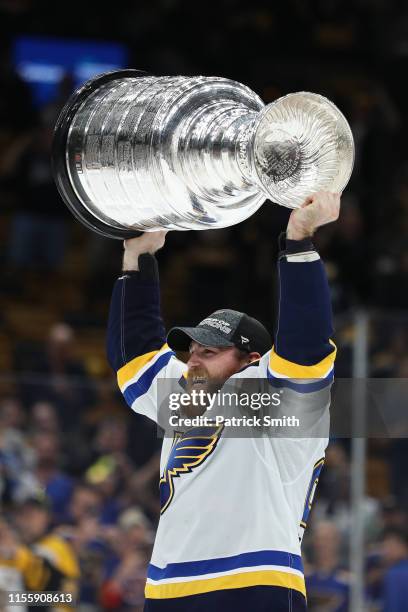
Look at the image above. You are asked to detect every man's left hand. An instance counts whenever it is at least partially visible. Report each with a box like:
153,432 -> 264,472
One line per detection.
286,191 -> 340,240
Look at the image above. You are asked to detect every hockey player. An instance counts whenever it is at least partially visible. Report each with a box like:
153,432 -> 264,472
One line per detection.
107,191 -> 340,611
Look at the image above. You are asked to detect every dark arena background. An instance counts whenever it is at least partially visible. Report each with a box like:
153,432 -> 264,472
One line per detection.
0,1 -> 407,611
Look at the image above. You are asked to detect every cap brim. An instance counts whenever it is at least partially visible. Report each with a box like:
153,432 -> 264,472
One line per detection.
167,326 -> 235,352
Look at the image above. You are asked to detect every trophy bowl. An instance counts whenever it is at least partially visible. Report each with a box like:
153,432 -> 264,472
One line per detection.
52,70 -> 354,238
252,92 -> 354,209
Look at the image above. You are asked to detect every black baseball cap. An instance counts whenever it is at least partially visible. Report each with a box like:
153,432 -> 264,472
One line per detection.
167,309 -> 272,355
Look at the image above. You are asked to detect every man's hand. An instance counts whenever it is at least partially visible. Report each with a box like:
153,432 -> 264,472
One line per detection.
122,231 -> 168,271
286,191 -> 340,240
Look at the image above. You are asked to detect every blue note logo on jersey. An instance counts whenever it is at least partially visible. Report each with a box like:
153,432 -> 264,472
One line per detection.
160,423 -> 224,514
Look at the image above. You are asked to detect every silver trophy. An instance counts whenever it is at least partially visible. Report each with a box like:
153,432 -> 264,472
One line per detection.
52,69 -> 354,238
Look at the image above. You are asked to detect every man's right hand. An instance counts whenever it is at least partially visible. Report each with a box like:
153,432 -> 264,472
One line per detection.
122,231 -> 168,271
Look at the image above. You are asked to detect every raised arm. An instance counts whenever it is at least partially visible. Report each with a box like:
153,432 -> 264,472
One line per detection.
268,192 -> 339,388
107,232 -> 185,422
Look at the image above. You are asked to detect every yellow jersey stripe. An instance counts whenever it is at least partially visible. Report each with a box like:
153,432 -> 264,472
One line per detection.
117,343 -> 170,389
145,569 -> 306,599
269,341 -> 336,379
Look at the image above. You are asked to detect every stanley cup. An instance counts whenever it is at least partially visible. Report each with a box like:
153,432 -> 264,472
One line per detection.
52,69 -> 354,238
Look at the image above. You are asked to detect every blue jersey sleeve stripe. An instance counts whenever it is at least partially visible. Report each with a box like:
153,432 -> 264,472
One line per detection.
267,369 -> 334,393
147,549 -> 303,580
123,351 -> 175,405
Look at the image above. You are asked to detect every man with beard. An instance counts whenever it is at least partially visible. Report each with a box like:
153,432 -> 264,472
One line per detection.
107,191 -> 339,611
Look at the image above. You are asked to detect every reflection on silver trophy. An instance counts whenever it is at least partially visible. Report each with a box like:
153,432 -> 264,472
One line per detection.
52,70 -> 355,238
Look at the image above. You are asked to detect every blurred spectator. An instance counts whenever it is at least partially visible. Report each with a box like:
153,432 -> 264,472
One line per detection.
0,398 -> 37,505
30,400 -> 60,434
380,527 -> 408,612
0,495 -> 79,610
30,430 -> 73,521
100,507 -> 152,612
306,521 -> 350,612
16,323 -> 96,429
87,417 -> 135,523
56,483 -> 110,610
118,507 -> 153,549
372,326 -> 408,378
312,442 -> 380,546
67,483 -> 103,526
85,453 -> 130,526
6,121 -> 68,271
30,399 -> 93,478
93,417 -> 129,458
380,497 -> 408,532
0,396 -> 25,431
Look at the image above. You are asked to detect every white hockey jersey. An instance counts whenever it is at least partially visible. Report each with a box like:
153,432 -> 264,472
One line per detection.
107,241 -> 336,603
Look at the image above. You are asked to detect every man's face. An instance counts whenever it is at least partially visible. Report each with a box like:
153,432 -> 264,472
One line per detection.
186,341 -> 248,387
69,487 -> 102,522
381,534 -> 408,566
15,506 -> 49,544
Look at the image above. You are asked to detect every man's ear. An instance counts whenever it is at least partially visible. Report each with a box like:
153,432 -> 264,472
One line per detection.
248,352 -> 261,364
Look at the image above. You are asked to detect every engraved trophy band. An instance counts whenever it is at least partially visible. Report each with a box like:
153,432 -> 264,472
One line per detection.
52,69 -> 354,238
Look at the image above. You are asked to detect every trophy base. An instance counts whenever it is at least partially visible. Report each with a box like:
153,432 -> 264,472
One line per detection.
52,69 -> 148,239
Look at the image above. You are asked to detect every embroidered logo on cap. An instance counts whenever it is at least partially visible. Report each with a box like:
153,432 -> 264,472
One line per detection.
200,317 -> 232,335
